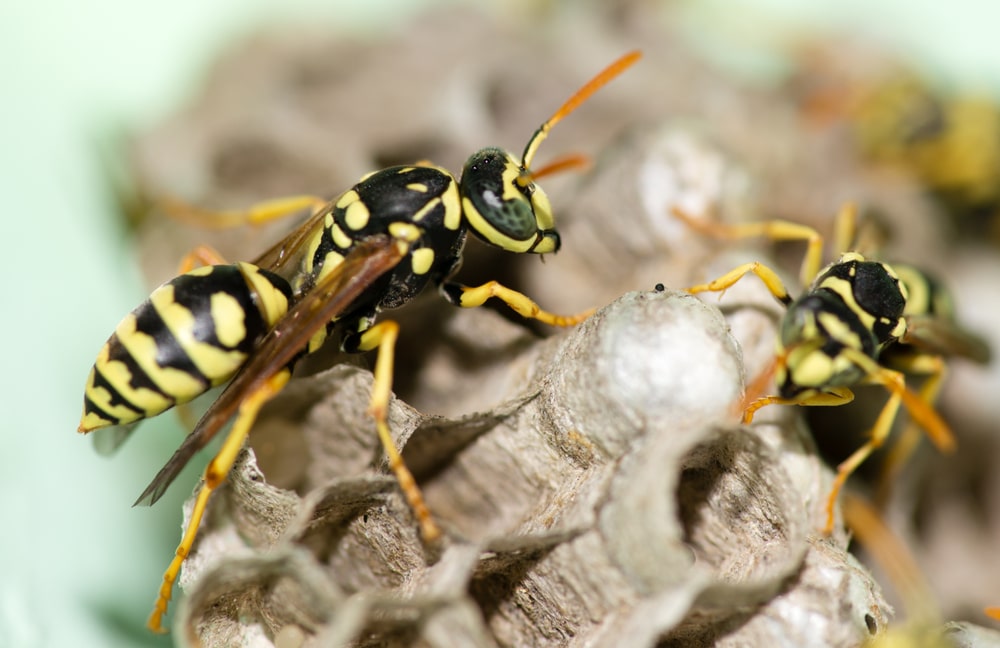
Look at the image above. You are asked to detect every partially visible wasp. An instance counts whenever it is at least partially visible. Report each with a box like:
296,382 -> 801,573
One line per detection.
674,203 -> 990,534
79,50 -> 641,633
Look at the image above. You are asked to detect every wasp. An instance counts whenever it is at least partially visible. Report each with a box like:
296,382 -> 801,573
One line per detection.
79,50 -> 641,633
675,203 -> 990,534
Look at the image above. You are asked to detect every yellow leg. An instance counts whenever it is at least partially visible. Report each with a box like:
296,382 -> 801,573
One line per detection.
687,261 -> 793,307
743,386 -> 854,423
161,194 -> 328,230
845,347 -> 955,453
986,607 -> 1000,621
147,369 -> 291,633
875,354 -> 947,506
446,280 -> 594,327
842,493 -> 940,625
355,320 -> 440,542
177,244 -> 229,273
824,380 -> 902,535
673,207 -> 825,287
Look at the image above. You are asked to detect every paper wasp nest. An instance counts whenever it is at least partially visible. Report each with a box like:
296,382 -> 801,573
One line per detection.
127,3 -> 1000,647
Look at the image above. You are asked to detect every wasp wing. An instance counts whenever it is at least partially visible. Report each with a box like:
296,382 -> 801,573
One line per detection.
134,235 -> 404,506
91,422 -> 141,456
901,314 -> 992,364
251,199 -> 335,279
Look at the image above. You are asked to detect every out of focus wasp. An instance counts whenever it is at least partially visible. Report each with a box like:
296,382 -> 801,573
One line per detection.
79,51 -> 641,632
675,203 -> 990,533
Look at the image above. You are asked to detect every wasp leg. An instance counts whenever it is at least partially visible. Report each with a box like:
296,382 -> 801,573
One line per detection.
350,320 -> 440,542
161,195 -> 328,230
673,207 -> 826,287
686,261 -> 793,307
177,245 -> 230,273
442,280 -> 594,327
743,386 -> 854,423
875,353 -> 947,506
816,348 -> 955,535
147,368 -> 291,633
986,607 -> 1000,621
841,493 -> 940,625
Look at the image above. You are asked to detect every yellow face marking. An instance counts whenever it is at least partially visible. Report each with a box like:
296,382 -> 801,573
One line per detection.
406,182 -> 428,193
344,199 -> 370,231
411,196 -> 440,222
148,286 -> 247,383
817,310 -> 863,350
210,292 -> 246,348
411,247 -> 435,275
462,197 -> 534,253
819,276 -> 877,331
388,221 -> 422,243
187,265 -> 214,277
330,224 -> 353,250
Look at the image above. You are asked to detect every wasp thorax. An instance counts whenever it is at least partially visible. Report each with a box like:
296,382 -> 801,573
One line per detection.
459,147 -> 559,254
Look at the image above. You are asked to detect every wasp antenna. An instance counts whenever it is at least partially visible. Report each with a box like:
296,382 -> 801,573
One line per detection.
520,50 -> 641,171
517,153 -> 592,187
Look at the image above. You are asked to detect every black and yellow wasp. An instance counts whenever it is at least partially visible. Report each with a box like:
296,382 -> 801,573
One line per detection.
79,51 -> 641,633
675,204 -> 990,533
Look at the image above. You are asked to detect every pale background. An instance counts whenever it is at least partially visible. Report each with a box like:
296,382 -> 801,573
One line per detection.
3,1 -> 998,646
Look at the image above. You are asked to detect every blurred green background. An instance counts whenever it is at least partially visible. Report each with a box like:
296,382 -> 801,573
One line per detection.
3,0 -> 999,646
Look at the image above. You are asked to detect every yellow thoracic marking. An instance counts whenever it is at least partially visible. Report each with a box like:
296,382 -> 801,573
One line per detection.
388,221 -> 421,243
406,182 -> 428,193
210,292 -> 246,348
441,180 -> 461,230
112,314 -> 203,403
411,247 -> 435,275
315,250 -> 345,283
336,190 -> 359,209
344,199 -> 370,231
302,221 -> 327,275
330,224 -> 353,250
148,286 -> 246,384
411,196 -> 440,222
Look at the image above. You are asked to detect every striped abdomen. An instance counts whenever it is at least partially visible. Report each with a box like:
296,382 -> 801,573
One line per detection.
79,262 -> 292,432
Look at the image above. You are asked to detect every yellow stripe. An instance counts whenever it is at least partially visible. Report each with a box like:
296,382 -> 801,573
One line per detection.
147,286 -> 246,384
238,263 -> 289,327
104,322 -> 189,410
